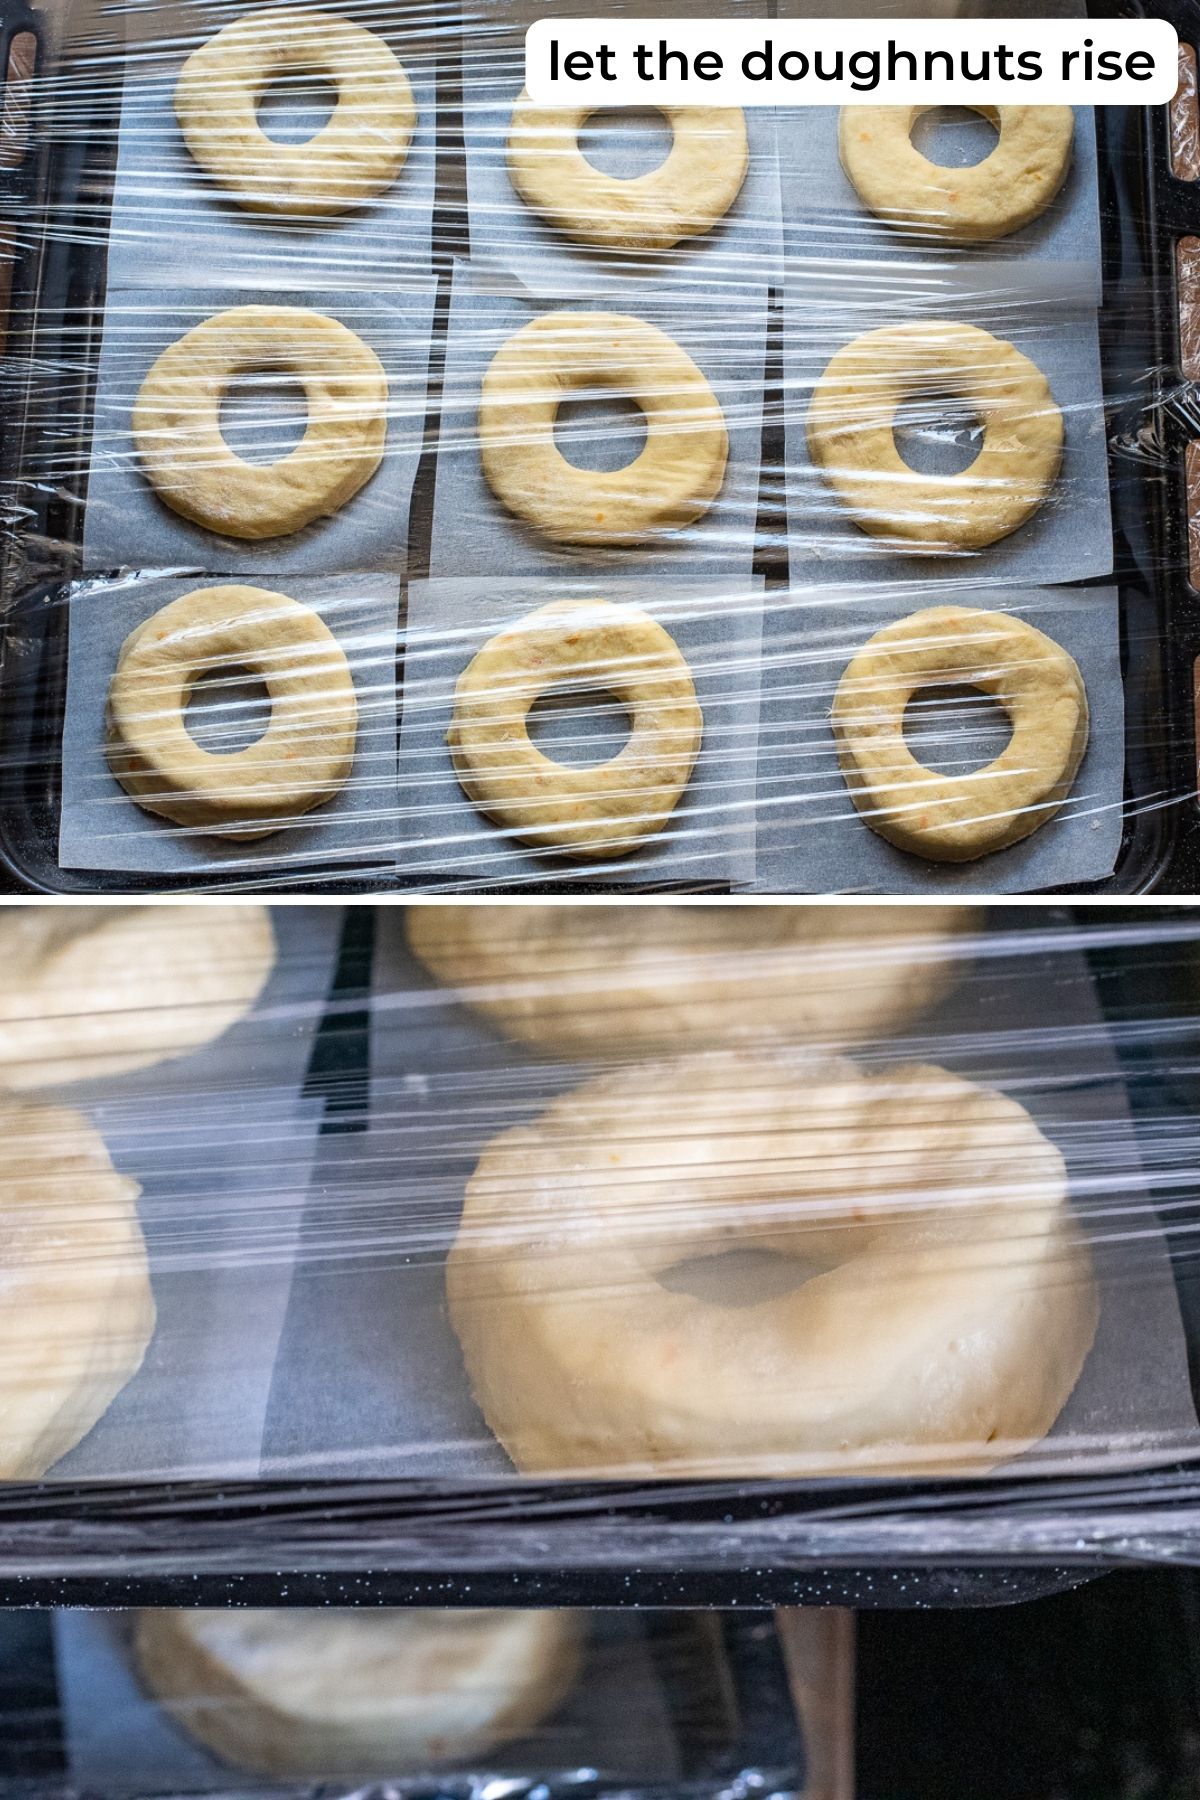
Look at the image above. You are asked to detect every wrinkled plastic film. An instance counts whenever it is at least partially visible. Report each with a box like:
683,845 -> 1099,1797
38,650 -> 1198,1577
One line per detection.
0,0 -> 1191,893
0,900 -> 1196,1583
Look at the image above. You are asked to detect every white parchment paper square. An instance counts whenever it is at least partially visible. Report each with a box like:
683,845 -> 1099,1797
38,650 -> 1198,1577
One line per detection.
779,106 -> 1102,300
429,262 -> 769,580
357,905 -> 1198,1483
105,0 -> 439,292
82,282 -> 436,577
54,1611 -> 684,1795
750,583 -> 1123,894
780,262 -> 1113,587
396,575 -> 762,887
59,572 -> 401,878
462,44 -> 783,298
46,905 -> 344,1482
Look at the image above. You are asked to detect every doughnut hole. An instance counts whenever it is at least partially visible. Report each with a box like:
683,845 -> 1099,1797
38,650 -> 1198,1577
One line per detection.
526,685 -> 632,768
903,682 -> 1014,777
185,665 -> 273,755
579,107 -> 673,179
554,392 -> 648,473
893,390 -> 984,477
911,105 -> 1000,169
219,372 -> 309,465
658,1246 -> 827,1309
256,69 -> 338,144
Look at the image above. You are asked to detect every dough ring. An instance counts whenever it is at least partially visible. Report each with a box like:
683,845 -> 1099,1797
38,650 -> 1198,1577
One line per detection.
0,1094 -> 155,1478
175,8 -> 416,216
807,320 -> 1062,553
405,903 -> 978,1056
839,106 -> 1074,243
832,605 -> 1089,862
448,599 -> 702,858
448,1050 -> 1098,1479
0,904 -> 276,1088
106,584 -> 358,840
135,1609 -> 582,1777
479,312 -> 728,546
132,305 -> 388,540
507,90 -> 748,252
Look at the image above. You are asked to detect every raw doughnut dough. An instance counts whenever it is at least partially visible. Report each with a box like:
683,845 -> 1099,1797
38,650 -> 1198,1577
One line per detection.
479,312 -> 728,546
832,605 -> 1088,862
135,1608 -> 581,1776
106,584 -> 358,840
839,106 -> 1074,243
175,9 -> 416,216
507,91 -> 748,252
0,905 -> 275,1088
405,902 -> 977,1056
448,1051 -> 1098,1478
132,305 -> 388,540
0,1094 -> 154,1477
807,320 -> 1062,552
448,599 -> 702,857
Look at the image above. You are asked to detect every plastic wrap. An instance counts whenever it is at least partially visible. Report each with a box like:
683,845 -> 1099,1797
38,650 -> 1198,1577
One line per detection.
0,899 -> 1195,1606
0,0 -> 1194,894
0,1606 -> 836,1798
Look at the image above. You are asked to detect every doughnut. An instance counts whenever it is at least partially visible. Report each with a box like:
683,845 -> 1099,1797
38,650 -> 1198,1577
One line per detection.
135,1609 -> 581,1776
0,1094 -> 154,1477
174,9 -> 416,216
839,106 -> 1074,243
832,606 -> 1088,862
132,305 -> 388,540
448,600 -> 702,858
507,91 -> 748,252
405,902 -> 978,1056
447,1051 -> 1098,1479
106,585 -> 358,840
479,312 -> 728,546
0,904 -> 276,1088
807,320 -> 1062,553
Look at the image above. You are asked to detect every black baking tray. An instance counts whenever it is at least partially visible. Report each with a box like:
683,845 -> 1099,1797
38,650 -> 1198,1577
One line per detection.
0,904 -> 1193,1610
0,0 -> 1197,892
0,1608 -> 805,1796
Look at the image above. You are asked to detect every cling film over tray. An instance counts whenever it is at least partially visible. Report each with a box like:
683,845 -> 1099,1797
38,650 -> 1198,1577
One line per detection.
0,0 -> 1188,893
0,899 -> 1198,1568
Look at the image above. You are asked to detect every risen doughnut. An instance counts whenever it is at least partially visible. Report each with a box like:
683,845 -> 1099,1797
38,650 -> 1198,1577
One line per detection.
832,606 -> 1089,862
174,9 -> 416,216
135,1609 -> 581,1776
447,1051 -> 1098,1479
507,91 -> 748,252
839,106 -> 1074,243
479,312 -> 728,546
0,1094 -> 155,1477
807,320 -> 1062,553
106,584 -> 358,840
405,902 -> 977,1055
132,305 -> 388,540
0,904 -> 275,1088
448,599 -> 702,857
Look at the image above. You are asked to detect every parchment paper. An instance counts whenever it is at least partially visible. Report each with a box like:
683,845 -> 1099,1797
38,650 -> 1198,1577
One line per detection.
461,44 -> 784,298
259,906 -> 1198,1482
105,0 -> 439,292
781,262 -> 1113,587
750,583 -> 1123,893
48,905 -> 345,1482
395,576 -> 763,888
779,106 -> 1102,299
59,572 -> 401,877
53,1611 -> 683,1794
429,261 -> 769,579
82,281 -> 436,577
